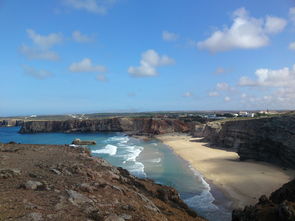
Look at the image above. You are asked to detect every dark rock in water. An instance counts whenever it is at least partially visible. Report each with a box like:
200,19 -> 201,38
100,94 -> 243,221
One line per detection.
195,114 -> 295,168
232,179 -> 295,221
72,138 -> 96,145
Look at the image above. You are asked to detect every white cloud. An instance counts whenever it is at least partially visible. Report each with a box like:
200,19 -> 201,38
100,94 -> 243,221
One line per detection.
69,58 -> 107,73
224,96 -> 231,102
216,82 -> 232,91
21,29 -> 62,61
239,64 -> 295,87
72,30 -> 94,43
96,74 -> 107,81
237,64 -> 295,108
289,42 -> 295,51
162,31 -> 179,42
128,49 -> 174,77
63,0 -> 117,15
264,16 -> 287,34
20,45 -> 59,61
26,29 -> 62,49
183,92 -> 193,97
208,91 -> 219,97
197,8 -> 286,52
289,7 -> 295,24
22,65 -> 53,79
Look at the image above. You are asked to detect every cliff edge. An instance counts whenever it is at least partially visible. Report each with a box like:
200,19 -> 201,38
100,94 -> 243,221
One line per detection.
19,118 -> 191,136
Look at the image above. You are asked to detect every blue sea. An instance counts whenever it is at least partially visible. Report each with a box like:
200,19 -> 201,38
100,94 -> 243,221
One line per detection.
0,127 -> 231,221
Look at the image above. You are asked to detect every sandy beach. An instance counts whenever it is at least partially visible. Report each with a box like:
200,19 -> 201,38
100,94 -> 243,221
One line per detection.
156,134 -> 295,208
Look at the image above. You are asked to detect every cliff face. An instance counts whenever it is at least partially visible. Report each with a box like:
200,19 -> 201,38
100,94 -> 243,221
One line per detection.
0,143 -> 205,221
19,118 -> 191,135
232,179 -> 295,221
196,115 -> 295,168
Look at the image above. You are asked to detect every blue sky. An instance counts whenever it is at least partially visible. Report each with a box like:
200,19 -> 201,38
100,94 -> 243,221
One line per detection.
0,0 -> 295,116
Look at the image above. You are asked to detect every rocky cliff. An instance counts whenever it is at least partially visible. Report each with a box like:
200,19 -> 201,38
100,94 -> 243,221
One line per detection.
195,114 -> 295,168
232,179 -> 295,221
0,119 -> 24,127
19,118 -> 191,135
0,143 -> 205,221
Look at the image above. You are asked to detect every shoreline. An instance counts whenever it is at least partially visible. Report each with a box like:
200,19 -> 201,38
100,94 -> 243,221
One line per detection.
156,133 -> 295,208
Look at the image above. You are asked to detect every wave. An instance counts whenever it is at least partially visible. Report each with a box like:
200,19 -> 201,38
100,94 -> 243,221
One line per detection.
107,136 -> 129,144
92,144 -> 117,156
149,158 -> 162,163
123,145 -> 143,162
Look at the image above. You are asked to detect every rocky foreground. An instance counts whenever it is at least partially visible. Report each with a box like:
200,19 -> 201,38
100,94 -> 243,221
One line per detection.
232,179 -> 295,221
0,143 -> 204,221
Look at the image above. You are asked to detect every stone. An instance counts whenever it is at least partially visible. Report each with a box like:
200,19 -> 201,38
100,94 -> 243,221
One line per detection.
120,214 -> 132,220
25,212 -> 43,221
0,169 -> 21,178
66,190 -> 93,206
50,168 -> 61,175
104,214 -> 125,221
79,183 -> 94,193
22,180 -> 43,190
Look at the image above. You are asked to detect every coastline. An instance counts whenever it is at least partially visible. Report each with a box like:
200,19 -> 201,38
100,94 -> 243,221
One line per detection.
156,133 -> 295,208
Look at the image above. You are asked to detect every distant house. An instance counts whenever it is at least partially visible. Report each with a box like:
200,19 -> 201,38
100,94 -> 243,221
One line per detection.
239,112 -> 255,117
239,112 -> 248,117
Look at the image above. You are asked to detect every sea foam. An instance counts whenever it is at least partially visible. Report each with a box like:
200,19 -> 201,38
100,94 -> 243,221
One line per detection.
92,144 -> 118,156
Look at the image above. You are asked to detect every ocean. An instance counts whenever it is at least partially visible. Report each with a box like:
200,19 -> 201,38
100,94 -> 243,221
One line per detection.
0,127 -> 231,221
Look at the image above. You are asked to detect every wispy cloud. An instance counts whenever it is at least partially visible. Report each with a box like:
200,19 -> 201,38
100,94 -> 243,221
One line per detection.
162,31 -> 179,42
208,91 -> 219,97
224,96 -> 231,102
197,8 -> 287,53
72,30 -> 94,43
20,45 -> 59,61
21,29 -> 62,61
289,42 -> 295,51
26,29 -> 63,49
22,65 -> 53,79
128,49 -> 174,77
289,7 -> 295,24
63,0 -> 118,15
216,82 -> 234,91
69,58 -> 107,73
182,92 -> 193,97
96,73 -> 107,81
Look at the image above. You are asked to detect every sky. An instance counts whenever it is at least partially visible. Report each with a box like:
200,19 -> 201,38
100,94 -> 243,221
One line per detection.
0,0 -> 295,116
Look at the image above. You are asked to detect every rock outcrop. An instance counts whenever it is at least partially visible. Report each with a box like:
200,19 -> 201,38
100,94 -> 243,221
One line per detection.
0,143 -> 205,221
195,114 -> 295,168
0,119 -> 24,127
19,118 -> 191,136
232,179 -> 295,221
